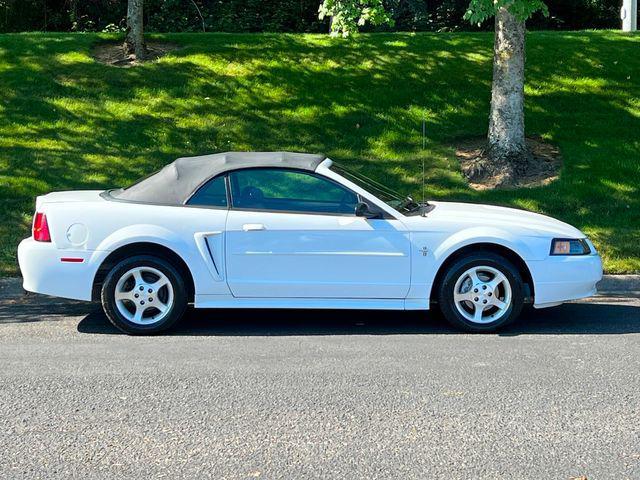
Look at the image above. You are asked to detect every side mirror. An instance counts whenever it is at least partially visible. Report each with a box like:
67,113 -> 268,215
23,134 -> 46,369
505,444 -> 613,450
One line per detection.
355,201 -> 382,219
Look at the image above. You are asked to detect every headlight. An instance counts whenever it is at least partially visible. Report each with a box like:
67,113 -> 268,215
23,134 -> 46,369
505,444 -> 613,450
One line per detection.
550,238 -> 591,255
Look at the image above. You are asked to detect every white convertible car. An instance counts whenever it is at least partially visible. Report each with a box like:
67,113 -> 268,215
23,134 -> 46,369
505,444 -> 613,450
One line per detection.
18,152 -> 602,334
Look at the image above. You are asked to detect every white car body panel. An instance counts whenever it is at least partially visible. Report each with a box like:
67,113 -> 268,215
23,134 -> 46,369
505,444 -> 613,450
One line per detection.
225,209 -> 411,298
18,158 -> 603,311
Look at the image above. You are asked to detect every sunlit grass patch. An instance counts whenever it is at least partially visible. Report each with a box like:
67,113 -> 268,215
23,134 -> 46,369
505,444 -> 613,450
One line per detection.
0,31 -> 639,275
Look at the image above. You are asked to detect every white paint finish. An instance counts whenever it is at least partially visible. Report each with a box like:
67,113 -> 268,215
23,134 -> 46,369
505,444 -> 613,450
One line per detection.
26,197 -> 232,297
242,223 -> 266,231
195,294 -> 406,310
37,190 -> 105,205
18,158 -> 603,311
193,231 -> 225,282
401,202 -> 569,302
225,209 -> 411,298
65,223 -> 89,247
18,238 -> 108,301
404,297 -> 429,310
418,201 -> 584,240
528,254 -> 602,307
533,301 -> 563,309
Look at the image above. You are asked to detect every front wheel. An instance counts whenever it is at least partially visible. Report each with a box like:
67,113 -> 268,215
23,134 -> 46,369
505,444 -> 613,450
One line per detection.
101,255 -> 188,334
436,252 -> 524,332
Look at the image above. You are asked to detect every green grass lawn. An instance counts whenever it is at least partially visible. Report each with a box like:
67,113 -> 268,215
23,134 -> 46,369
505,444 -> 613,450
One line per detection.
0,31 -> 639,275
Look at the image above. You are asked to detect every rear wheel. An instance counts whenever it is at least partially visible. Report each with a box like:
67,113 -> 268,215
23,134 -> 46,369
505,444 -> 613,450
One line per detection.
101,255 -> 187,334
437,252 -> 524,332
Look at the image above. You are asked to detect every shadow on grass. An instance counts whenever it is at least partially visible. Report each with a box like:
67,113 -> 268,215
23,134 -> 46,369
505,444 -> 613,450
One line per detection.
1,32 -> 639,273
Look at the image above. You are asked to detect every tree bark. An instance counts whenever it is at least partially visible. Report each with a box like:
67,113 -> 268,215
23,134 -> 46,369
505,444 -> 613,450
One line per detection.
124,0 -> 146,60
486,6 -> 528,182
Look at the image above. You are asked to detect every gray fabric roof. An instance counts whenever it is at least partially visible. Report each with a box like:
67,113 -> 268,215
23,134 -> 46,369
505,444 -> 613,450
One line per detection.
111,151 -> 326,205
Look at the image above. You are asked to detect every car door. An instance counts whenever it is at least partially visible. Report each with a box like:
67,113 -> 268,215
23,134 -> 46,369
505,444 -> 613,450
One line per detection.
224,168 -> 411,299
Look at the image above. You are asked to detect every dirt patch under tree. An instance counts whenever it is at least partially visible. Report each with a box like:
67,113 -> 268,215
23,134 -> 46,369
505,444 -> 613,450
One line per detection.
91,41 -> 180,67
455,136 -> 562,190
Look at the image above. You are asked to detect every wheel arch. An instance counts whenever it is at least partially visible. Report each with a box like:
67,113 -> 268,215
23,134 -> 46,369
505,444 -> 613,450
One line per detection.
429,242 -> 535,304
92,242 -> 196,302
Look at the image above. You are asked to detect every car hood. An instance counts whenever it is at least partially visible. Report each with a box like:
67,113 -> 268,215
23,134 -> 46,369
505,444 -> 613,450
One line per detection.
409,201 -> 584,238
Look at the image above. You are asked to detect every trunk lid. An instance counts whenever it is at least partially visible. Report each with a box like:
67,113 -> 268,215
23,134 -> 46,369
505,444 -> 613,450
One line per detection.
36,190 -> 105,209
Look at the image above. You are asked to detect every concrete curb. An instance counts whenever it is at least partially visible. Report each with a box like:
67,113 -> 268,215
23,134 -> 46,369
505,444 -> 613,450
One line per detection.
1,275 -> 639,299
596,275 -> 640,296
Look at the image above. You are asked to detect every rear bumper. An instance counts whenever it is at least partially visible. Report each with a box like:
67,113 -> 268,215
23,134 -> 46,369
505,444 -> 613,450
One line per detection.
529,254 -> 603,308
17,238 -> 108,301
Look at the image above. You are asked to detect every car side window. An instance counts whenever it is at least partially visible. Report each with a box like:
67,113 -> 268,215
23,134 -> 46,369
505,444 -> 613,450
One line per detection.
187,175 -> 228,208
229,169 -> 359,215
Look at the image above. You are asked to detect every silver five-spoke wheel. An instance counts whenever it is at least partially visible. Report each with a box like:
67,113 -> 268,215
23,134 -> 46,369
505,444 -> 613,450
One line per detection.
114,266 -> 174,325
453,265 -> 512,324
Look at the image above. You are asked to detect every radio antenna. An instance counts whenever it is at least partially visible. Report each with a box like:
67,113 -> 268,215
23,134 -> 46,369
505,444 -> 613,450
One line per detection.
421,116 -> 426,216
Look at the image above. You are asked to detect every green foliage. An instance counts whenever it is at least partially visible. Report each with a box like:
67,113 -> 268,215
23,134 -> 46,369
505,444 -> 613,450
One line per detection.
0,32 -> 639,274
146,0 -> 325,33
464,0 -> 548,24
0,0 -> 624,33
101,23 -> 123,33
319,0 -> 394,36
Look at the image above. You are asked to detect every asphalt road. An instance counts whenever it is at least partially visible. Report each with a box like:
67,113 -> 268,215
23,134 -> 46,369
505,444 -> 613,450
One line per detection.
0,292 -> 639,479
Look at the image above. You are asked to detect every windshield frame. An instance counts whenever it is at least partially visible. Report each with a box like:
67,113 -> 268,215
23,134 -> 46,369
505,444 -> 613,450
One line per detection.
329,163 -> 425,216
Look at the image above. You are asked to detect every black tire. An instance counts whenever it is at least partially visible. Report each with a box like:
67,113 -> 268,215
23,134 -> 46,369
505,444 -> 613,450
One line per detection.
436,251 -> 524,333
101,255 -> 188,335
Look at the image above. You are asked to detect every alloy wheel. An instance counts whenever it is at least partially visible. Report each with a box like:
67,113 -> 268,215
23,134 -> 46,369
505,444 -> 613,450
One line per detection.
452,265 -> 512,324
113,266 -> 174,325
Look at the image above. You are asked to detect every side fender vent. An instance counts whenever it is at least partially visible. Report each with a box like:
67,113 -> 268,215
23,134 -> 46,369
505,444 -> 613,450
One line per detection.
204,237 -> 220,276
194,231 -> 225,281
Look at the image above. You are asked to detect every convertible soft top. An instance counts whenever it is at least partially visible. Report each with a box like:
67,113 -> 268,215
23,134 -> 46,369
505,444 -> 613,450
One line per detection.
109,151 -> 326,205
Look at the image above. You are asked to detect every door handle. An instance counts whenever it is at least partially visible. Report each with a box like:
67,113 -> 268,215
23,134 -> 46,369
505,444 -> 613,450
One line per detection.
242,223 -> 266,232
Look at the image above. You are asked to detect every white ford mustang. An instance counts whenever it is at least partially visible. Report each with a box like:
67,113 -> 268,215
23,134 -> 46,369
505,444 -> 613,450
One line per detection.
18,152 -> 602,334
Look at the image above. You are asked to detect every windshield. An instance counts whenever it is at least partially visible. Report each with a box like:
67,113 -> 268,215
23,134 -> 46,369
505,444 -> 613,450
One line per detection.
330,163 -> 424,215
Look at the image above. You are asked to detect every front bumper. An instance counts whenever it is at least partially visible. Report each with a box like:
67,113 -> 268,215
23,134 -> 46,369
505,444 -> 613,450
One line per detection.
17,238 -> 108,301
529,253 -> 603,308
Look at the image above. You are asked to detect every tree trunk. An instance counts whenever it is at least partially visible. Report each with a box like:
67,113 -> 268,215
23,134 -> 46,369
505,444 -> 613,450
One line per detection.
486,6 -> 528,182
124,0 -> 145,60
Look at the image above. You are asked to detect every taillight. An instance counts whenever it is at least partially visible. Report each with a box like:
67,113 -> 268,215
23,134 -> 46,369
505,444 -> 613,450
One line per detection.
33,212 -> 51,242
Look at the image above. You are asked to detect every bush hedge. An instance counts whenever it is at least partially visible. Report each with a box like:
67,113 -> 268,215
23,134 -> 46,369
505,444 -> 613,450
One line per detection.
0,0 -> 626,34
